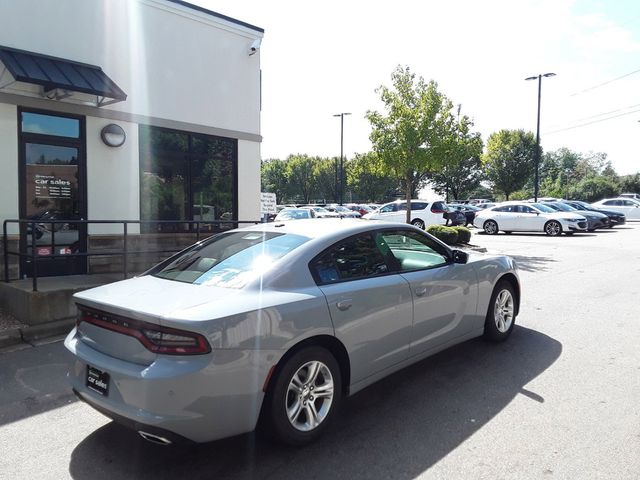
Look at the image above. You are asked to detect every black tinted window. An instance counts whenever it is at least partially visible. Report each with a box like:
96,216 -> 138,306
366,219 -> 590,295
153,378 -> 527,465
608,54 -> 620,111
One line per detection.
311,234 -> 389,284
412,202 -> 428,210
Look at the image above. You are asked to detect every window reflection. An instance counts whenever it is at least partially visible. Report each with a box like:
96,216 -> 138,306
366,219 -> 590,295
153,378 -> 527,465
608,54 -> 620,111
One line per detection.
139,126 -> 237,233
21,112 -> 80,138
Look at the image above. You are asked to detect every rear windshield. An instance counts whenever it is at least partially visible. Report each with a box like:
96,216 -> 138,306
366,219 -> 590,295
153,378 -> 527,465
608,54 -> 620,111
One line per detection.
152,232 -> 309,288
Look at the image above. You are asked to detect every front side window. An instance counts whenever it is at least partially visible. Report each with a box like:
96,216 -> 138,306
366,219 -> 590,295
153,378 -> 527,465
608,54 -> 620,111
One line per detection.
152,231 -> 308,288
139,126 -> 237,232
376,230 -> 448,272
311,234 -> 389,285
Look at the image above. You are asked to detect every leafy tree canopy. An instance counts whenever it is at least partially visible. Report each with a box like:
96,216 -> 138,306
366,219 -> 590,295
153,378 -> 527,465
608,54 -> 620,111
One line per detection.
429,114 -> 484,201
367,65 -> 456,222
483,129 -> 537,200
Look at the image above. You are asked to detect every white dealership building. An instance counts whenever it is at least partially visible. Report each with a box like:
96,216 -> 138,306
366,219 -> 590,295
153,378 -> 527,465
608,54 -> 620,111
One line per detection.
0,0 -> 263,279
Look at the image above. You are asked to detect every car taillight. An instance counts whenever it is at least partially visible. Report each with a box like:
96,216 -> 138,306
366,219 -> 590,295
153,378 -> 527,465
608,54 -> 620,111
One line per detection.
431,207 -> 446,213
77,306 -> 211,355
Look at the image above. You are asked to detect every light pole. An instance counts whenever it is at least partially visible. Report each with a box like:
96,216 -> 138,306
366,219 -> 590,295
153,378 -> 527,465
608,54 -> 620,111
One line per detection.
525,72 -> 555,202
333,112 -> 351,205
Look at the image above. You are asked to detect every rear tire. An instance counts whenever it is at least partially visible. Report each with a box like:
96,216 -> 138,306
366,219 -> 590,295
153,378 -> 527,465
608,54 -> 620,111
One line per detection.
484,281 -> 516,342
483,220 -> 499,235
263,346 -> 342,446
411,219 -> 426,230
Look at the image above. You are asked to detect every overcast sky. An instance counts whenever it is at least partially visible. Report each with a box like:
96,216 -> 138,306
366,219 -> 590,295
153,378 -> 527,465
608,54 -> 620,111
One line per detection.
199,0 -> 640,175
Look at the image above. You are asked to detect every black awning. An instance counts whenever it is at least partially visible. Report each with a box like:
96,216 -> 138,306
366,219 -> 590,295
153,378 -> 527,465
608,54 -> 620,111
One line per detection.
0,45 -> 127,106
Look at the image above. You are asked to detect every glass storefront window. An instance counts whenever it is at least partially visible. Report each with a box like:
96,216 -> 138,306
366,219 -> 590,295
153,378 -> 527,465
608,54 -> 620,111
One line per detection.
21,112 -> 80,138
139,125 -> 237,233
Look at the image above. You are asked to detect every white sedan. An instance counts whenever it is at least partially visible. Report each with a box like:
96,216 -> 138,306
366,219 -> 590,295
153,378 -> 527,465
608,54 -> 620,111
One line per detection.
591,198 -> 640,220
473,202 -> 588,236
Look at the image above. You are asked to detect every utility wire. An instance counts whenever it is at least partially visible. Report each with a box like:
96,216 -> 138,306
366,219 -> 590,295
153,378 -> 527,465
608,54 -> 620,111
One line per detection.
545,108 -> 640,134
546,102 -> 640,129
569,67 -> 640,96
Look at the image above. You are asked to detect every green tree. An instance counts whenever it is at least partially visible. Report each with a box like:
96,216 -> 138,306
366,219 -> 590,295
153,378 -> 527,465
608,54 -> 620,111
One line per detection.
566,174 -> 619,202
366,66 -> 453,223
620,173 -> 640,193
539,147 -> 582,198
483,129 -> 537,200
346,152 -> 398,203
539,149 -> 619,199
261,159 -> 289,203
286,154 -> 317,204
429,115 -> 483,201
312,157 -> 338,203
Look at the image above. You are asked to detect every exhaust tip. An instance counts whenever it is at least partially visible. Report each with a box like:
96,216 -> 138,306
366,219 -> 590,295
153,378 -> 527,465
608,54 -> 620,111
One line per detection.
138,430 -> 172,445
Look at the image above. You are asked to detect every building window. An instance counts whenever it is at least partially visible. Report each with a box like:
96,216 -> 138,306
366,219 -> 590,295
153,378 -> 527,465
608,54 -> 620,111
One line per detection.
139,125 -> 237,233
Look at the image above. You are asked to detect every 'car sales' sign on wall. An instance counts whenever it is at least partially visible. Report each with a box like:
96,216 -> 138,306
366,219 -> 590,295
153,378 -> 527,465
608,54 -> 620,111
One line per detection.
34,174 -> 72,198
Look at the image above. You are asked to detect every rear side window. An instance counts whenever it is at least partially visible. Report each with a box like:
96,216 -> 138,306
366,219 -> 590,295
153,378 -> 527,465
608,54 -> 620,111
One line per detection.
493,206 -> 512,212
412,202 -> 428,210
310,234 -> 389,285
430,201 -> 446,213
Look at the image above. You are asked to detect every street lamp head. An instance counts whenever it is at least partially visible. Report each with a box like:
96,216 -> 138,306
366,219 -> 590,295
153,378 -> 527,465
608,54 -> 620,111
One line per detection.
525,76 -> 538,81
543,72 -> 556,78
333,112 -> 352,117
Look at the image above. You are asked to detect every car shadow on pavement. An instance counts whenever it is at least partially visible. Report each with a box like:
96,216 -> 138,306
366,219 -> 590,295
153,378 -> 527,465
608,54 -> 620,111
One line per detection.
68,326 -> 561,480
507,255 -> 556,273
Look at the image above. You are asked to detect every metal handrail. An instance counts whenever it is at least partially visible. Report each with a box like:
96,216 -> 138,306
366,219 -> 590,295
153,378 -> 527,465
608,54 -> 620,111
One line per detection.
2,218 -> 261,291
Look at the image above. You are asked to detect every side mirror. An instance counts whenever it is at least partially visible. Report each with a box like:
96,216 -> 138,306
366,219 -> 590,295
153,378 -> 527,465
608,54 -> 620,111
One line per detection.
452,249 -> 468,264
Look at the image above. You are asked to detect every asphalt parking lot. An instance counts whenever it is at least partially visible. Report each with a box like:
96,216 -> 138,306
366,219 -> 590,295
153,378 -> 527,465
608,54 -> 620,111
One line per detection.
1,223 -> 639,479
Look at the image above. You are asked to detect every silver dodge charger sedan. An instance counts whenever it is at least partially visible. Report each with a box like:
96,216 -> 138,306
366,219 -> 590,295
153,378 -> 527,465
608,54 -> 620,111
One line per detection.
65,219 -> 520,446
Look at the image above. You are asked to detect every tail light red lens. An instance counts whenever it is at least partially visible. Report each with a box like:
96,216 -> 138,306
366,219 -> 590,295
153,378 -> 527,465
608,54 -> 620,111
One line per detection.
431,208 -> 446,214
77,306 -> 211,355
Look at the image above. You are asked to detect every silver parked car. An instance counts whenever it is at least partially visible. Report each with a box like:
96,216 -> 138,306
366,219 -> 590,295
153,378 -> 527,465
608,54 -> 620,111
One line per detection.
65,219 -> 520,446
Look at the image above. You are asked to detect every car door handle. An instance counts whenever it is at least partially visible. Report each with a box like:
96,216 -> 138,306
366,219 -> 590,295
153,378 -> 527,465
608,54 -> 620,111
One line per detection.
336,300 -> 353,311
415,287 -> 427,297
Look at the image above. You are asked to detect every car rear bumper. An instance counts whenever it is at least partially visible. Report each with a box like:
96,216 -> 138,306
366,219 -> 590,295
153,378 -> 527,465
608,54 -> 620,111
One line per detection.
65,328 -> 274,443
73,388 -> 192,445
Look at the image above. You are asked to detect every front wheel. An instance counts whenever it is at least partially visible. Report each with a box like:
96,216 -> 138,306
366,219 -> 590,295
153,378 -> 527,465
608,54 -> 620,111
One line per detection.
483,220 -> 499,235
411,219 -> 425,230
483,281 -> 516,342
264,346 -> 342,446
544,220 -> 562,236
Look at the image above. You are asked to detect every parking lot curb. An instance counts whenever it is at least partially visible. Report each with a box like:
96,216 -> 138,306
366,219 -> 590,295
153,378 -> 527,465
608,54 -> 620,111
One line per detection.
0,318 -> 75,349
0,328 -> 22,349
21,318 -> 75,344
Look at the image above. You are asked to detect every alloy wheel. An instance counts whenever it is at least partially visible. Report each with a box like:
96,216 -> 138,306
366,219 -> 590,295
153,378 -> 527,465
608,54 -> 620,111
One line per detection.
484,220 -> 498,235
412,219 -> 425,230
545,221 -> 561,236
286,360 -> 334,432
493,289 -> 514,333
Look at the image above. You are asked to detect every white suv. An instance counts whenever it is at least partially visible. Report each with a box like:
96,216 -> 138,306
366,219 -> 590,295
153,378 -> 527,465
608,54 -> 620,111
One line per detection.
363,200 -> 447,229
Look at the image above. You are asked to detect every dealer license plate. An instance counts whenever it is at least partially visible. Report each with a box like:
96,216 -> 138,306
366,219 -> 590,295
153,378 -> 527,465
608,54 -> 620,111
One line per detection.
86,365 -> 110,396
